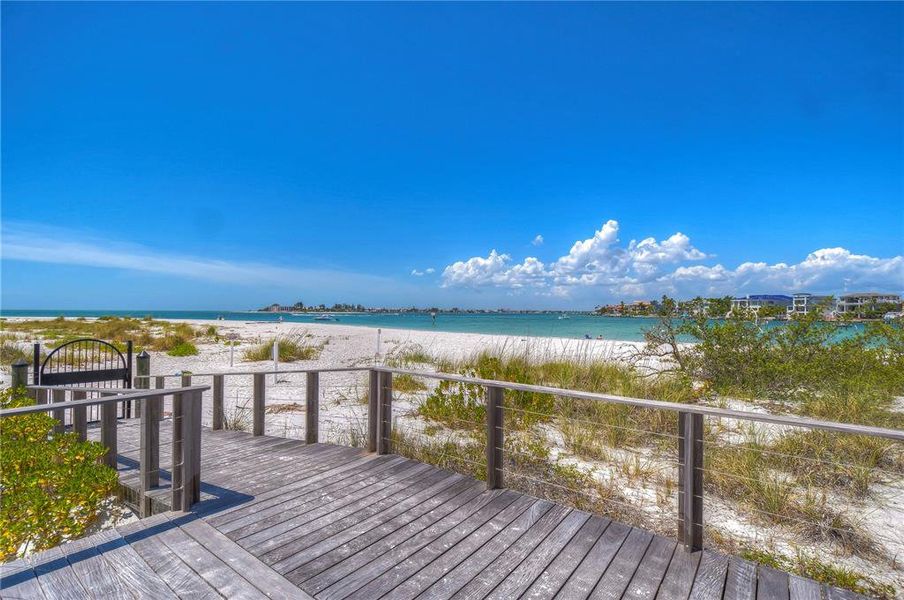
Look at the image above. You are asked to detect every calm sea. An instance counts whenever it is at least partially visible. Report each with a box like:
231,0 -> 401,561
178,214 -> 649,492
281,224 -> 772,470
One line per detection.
1,310 -> 663,341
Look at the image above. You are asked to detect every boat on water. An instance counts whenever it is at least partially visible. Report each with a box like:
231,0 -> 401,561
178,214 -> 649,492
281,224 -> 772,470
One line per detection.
558,313 -> 570,320
314,313 -> 336,321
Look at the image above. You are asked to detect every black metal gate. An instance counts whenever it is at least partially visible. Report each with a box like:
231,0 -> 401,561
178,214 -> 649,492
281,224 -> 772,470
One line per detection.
34,338 -> 134,418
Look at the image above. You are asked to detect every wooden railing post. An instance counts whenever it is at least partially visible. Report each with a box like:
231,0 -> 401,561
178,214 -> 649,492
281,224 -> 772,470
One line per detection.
100,391 -> 118,469
377,372 -> 393,455
51,389 -> 65,435
253,373 -> 265,436
72,390 -> 87,441
137,353 -> 159,516
10,360 -> 28,388
678,411 -> 704,552
486,386 -> 504,490
180,390 -> 202,511
368,370 -> 379,453
155,376 -> 165,426
172,391 -> 184,510
306,371 -> 320,444
212,375 -> 224,430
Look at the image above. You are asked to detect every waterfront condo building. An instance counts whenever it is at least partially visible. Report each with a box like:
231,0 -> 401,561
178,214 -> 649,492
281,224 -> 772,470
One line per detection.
835,292 -> 902,315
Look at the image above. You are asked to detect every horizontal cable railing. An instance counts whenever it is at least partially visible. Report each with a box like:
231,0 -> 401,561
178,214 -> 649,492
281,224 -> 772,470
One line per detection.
7,358 -> 902,569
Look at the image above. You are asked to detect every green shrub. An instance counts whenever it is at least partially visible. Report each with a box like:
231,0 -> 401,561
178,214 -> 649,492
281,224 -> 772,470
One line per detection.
392,373 -> 427,393
0,387 -> 118,560
166,341 -> 199,357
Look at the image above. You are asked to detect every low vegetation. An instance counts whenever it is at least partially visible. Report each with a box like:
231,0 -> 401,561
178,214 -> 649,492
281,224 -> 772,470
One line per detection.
1,316 -> 215,358
0,386 -> 118,560
242,333 -> 323,362
394,304 -> 904,596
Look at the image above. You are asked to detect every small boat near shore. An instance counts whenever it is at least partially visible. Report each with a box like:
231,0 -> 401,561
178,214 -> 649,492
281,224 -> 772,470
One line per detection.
314,313 -> 337,321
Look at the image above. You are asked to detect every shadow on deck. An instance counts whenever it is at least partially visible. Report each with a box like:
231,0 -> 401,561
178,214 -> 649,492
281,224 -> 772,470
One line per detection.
1,421 -> 870,600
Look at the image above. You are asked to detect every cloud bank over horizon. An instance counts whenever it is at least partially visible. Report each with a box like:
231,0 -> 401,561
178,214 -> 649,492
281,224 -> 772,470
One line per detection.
2,219 -> 901,308
442,219 -> 904,301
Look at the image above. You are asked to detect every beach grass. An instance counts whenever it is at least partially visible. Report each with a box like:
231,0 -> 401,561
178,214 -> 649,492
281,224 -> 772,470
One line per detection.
242,333 -> 322,362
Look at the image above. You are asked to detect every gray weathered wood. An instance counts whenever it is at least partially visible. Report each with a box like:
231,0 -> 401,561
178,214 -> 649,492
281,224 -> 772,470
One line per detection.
212,374 -> 224,430
757,566 -> 790,600
1,557 -> 46,599
253,373 -> 265,436
288,481 -> 487,591
179,518 -> 313,599
9,359 -> 29,389
171,391 -> 184,511
416,499 -> 556,600
368,369 -> 379,452
378,371 -> 393,454
139,384 -> 161,516
688,550 -> 729,600
29,545 -> 89,600
591,528 -> 655,600
84,528 -> 177,599
369,494 -> 536,600
789,574 -> 823,600
59,529 -> 136,599
678,411 -> 703,552
623,536 -> 679,600
154,519 -> 270,599
557,519 -> 631,598
656,545 -> 702,600
486,509 -> 591,600
274,473 -> 470,577
51,389 -> 65,435
71,390 -> 88,441
305,371 -> 319,444
181,390 -> 203,510
486,384 -> 504,490
308,489 -> 500,597
724,557 -> 758,600
331,491 -> 521,600
521,514 -> 611,599
100,396 -> 118,469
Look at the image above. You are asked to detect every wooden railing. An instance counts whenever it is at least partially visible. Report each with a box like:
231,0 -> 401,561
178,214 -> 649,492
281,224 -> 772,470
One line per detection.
10,358 -> 903,554
0,382 -> 210,516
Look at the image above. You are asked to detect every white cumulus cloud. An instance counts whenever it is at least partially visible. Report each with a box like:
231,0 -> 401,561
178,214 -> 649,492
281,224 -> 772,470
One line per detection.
441,219 -> 903,300
532,234 -> 544,246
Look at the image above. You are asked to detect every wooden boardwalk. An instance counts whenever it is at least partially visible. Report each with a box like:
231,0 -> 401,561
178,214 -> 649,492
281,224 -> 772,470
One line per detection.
1,422 -> 868,599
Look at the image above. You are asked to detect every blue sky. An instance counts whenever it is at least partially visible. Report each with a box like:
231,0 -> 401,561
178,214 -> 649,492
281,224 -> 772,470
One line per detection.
2,2 -> 902,310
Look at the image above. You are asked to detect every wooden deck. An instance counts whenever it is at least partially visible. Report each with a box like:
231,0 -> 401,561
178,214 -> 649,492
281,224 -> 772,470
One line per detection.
1,421 -> 868,599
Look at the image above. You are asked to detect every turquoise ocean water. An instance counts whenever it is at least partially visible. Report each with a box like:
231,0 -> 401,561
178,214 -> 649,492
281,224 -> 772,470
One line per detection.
1,310 -> 871,342
1,310 -> 664,341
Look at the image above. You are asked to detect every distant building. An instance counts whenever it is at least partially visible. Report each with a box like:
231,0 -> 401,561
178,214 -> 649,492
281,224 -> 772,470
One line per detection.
787,293 -> 831,316
836,292 -> 902,315
731,294 -> 792,313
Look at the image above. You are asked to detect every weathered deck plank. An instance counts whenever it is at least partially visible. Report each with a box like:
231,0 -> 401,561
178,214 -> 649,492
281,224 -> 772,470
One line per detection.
3,423 -> 854,600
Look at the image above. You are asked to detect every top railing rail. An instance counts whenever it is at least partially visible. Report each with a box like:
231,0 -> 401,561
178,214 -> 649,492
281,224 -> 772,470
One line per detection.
0,385 -> 210,418
371,366 -> 904,441
134,366 -> 366,379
